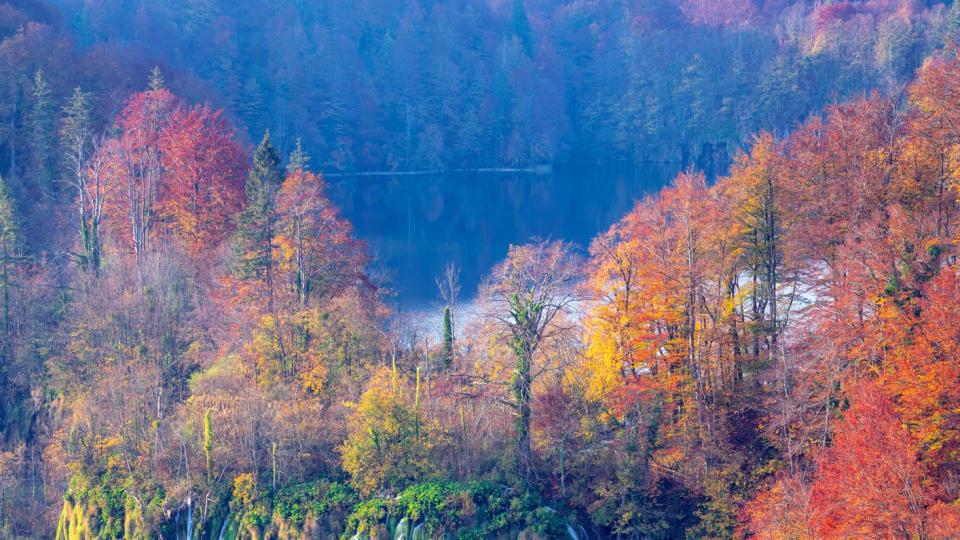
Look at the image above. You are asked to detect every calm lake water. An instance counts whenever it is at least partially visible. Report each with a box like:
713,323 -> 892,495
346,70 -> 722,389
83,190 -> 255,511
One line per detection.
326,164 -> 680,310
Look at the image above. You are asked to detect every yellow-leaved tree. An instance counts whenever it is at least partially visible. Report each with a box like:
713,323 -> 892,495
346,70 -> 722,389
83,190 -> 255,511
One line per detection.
339,367 -> 449,496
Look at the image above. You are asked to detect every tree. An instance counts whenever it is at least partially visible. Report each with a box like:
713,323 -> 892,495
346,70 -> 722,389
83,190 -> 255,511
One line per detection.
157,104 -> 246,254
60,87 -> 102,273
679,0 -> 755,28
232,132 -> 282,307
436,262 -> 460,368
659,171 -> 720,446
28,69 -> 55,193
148,65 -> 165,92
440,306 -> 453,368
339,368 -> 447,496
102,87 -> 178,261
807,382 -> 930,539
0,176 -> 19,361
203,408 -> 213,482
482,240 -> 582,479
274,141 -> 367,306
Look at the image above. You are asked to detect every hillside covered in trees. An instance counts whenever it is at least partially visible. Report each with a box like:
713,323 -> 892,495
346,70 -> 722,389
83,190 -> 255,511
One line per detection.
18,0 -> 960,173
4,0 -> 960,539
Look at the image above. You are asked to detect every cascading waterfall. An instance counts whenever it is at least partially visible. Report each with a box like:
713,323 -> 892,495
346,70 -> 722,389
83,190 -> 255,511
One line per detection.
567,523 -> 589,539
393,516 -> 410,540
183,496 -> 193,540
217,516 -> 228,540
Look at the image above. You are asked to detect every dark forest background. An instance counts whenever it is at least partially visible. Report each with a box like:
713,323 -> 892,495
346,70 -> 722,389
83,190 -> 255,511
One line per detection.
6,0 -> 955,176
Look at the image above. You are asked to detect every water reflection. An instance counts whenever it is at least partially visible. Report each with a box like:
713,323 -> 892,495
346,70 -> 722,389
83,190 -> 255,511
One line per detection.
326,163 -> 680,309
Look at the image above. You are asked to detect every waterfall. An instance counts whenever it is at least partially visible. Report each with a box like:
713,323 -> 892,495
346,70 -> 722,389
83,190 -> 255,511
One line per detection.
184,496 -> 193,540
394,516 -> 410,540
567,524 -> 580,540
217,516 -> 228,540
410,523 -> 427,540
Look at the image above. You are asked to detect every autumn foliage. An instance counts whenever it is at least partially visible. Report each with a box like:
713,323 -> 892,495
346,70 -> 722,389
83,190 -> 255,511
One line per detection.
9,7 -> 960,539
575,51 -> 960,537
100,88 -> 246,257
158,105 -> 246,253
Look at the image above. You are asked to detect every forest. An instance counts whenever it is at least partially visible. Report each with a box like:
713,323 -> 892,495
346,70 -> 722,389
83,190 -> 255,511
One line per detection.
12,0 -> 957,173
3,0 -> 960,539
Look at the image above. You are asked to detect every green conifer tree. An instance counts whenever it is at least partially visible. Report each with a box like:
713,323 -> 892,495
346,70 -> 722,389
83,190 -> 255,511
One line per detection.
233,131 -> 283,305
441,305 -> 454,368
288,137 -> 309,172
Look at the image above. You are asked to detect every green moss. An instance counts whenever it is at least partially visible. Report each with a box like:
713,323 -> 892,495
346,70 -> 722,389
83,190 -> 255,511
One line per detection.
342,480 -> 568,540
273,480 -> 357,528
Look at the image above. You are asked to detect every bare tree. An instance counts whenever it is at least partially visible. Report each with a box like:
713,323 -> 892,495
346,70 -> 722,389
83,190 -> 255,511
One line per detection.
436,262 -> 461,309
60,88 -> 105,274
480,239 -> 583,479
436,262 -> 461,367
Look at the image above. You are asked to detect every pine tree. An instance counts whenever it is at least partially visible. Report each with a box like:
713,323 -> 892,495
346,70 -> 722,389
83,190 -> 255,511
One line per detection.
288,137 -> 309,172
233,131 -> 282,305
29,69 -> 56,193
149,65 -> 165,91
441,305 -> 454,368
250,130 -> 282,188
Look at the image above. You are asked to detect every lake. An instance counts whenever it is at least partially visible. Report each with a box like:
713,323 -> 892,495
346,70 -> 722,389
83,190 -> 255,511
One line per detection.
326,164 -> 681,311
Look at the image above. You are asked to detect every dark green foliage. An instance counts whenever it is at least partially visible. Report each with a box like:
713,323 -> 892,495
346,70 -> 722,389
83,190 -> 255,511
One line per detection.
344,480 -> 569,540
61,471 -> 165,539
232,131 -> 282,286
273,480 -> 357,530
441,306 -> 453,368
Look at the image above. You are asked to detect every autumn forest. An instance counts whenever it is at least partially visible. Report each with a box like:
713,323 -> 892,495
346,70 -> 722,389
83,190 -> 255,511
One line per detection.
3,0 -> 960,539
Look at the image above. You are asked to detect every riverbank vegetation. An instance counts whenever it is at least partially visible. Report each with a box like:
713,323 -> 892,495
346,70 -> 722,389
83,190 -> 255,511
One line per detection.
4,0 -> 960,538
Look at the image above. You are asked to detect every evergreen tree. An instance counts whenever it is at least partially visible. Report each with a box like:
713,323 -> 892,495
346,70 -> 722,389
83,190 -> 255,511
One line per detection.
233,131 -> 282,305
29,69 -> 56,193
250,130 -> 283,188
148,65 -> 166,91
441,305 -> 454,368
288,137 -> 309,172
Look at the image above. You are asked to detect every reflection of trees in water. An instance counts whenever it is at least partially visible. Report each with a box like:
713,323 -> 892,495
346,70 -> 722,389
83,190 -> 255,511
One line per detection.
327,165 -> 678,307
